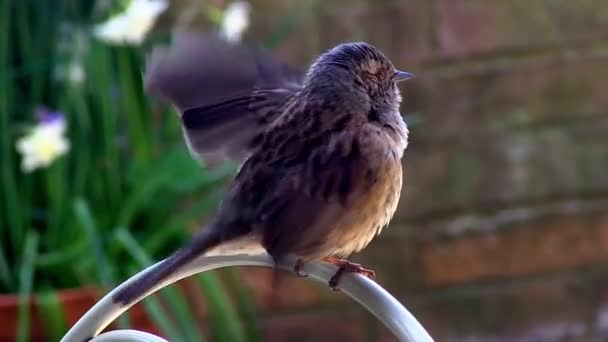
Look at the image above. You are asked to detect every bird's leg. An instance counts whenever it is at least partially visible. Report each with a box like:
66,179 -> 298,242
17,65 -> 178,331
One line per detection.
323,257 -> 376,290
293,259 -> 308,277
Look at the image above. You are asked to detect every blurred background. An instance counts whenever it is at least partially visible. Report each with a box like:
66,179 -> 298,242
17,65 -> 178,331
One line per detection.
1,0 -> 608,341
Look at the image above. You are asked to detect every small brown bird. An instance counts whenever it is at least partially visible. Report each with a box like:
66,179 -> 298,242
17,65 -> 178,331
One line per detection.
113,32 -> 412,305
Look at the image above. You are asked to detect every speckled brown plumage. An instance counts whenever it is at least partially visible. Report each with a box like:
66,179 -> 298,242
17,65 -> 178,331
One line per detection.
113,33 -> 412,305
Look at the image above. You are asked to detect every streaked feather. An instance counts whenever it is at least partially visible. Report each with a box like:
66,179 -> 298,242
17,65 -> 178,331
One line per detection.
144,31 -> 303,162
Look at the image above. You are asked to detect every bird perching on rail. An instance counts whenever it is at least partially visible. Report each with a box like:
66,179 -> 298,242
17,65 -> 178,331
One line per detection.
113,31 -> 414,305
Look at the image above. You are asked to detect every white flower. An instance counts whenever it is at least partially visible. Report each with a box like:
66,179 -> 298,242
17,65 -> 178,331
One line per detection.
16,109 -> 70,173
93,0 -> 168,45
220,1 -> 251,43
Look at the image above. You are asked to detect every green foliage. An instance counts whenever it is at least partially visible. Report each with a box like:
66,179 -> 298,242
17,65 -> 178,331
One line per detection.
0,0 -> 235,288
0,0 -> 310,338
0,1 -> 261,340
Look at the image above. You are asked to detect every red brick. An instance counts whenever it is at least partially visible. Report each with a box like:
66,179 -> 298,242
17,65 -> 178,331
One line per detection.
247,0 -> 434,68
375,320 -> 406,342
393,54 -> 608,219
410,54 -> 608,143
589,275 -> 608,337
317,0 -> 433,65
394,119 -> 608,219
236,267 -> 344,311
262,311 -> 367,342
0,287 -> 162,340
438,1 -> 512,58
416,272 -> 597,340
479,58 -> 608,128
350,234 -> 423,293
437,0 -> 608,58
246,0 -> 321,67
421,213 -> 608,286
396,145 -> 486,219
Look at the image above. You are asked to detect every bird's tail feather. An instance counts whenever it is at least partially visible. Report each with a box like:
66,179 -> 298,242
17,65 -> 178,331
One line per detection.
112,226 -> 223,305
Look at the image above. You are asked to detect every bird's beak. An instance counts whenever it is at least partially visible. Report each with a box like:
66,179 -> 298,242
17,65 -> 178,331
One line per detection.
394,70 -> 415,82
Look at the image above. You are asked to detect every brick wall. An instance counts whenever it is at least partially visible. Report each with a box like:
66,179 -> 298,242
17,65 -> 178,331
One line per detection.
181,1 -> 608,340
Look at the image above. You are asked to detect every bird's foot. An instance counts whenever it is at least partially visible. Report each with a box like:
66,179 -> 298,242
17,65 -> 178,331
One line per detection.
322,257 -> 376,291
293,259 -> 308,277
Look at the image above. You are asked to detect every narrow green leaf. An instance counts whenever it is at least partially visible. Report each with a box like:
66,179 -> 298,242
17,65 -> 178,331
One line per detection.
115,228 -> 205,341
36,291 -> 68,340
73,198 -> 131,328
116,175 -> 165,227
224,269 -> 263,342
138,294 -> 184,341
117,48 -> 150,161
34,239 -> 88,268
65,87 -> 92,199
17,231 -> 39,342
197,273 -> 246,342
159,288 -> 206,342
0,0 -> 24,273
142,196 -> 219,254
87,44 -> 121,207
0,244 -> 11,290
46,161 -> 67,247
17,2 -> 43,107
73,198 -> 114,288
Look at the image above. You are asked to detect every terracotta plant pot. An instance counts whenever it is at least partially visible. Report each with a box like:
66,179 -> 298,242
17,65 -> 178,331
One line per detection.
0,287 -> 159,341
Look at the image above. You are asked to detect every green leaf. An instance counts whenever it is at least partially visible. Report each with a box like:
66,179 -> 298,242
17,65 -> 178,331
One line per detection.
115,228 -> 205,341
0,244 -> 12,290
87,43 -> 121,207
116,174 -> 167,227
35,239 -> 88,268
73,198 -> 132,328
46,162 -> 68,247
224,269 -> 263,342
117,47 -> 150,161
17,231 -> 39,342
196,273 -> 246,342
73,198 -> 115,288
117,146 -> 232,228
0,0 -> 25,279
36,291 -> 68,340
143,190 -> 224,254
138,294 -> 184,341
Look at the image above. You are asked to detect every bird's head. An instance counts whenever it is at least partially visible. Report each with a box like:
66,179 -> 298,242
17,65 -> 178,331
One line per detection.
305,42 -> 413,114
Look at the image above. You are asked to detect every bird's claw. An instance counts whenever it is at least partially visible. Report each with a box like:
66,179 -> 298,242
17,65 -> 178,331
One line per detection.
293,259 -> 308,277
323,257 -> 375,291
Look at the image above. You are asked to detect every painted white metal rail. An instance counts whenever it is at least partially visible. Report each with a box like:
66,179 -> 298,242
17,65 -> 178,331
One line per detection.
61,254 -> 434,342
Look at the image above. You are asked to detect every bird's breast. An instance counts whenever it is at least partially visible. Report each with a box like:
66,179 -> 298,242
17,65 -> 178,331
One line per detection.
323,136 -> 404,257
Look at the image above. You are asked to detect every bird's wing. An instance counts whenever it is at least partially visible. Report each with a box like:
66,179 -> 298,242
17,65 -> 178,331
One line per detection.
144,31 -> 303,162
180,88 -> 297,162
221,102 -> 371,259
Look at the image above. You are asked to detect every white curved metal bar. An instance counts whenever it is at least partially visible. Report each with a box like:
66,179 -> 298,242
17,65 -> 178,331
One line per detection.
61,254 -> 434,342
89,330 -> 168,342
